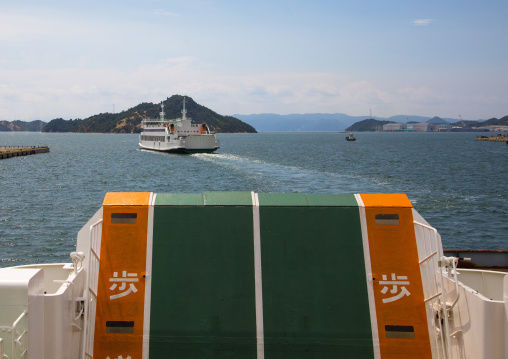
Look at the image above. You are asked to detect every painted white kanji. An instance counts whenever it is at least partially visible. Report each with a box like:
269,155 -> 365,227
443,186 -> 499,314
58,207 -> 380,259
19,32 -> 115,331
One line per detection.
109,271 -> 139,300
379,273 -> 410,303
106,356 -> 132,359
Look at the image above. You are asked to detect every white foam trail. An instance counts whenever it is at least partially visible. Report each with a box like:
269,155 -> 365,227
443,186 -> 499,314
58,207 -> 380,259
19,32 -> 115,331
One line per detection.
193,152 -> 377,193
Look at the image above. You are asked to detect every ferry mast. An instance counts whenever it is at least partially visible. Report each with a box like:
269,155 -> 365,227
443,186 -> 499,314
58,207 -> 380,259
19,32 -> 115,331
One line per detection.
160,102 -> 165,121
182,97 -> 187,120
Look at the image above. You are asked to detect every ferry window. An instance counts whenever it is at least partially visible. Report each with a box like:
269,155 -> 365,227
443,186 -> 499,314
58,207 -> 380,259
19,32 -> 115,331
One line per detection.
385,325 -> 414,338
111,213 -> 137,224
106,321 -> 134,333
375,214 -> 400,225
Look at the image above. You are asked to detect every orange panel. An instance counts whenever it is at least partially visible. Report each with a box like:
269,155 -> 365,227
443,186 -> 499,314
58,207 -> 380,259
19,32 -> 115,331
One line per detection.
103,192 -> 151,206
94,194 -> 149,359
360,193 -> 413,208
361,196 -> 432,359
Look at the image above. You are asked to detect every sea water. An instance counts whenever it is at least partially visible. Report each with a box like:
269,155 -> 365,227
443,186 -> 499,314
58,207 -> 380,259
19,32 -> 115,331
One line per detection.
0,131 -> 506,267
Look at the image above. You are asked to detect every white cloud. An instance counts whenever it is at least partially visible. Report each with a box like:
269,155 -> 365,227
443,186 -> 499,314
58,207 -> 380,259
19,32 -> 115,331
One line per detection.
0,59 -> 505,121
339,81 -> 392,105
413,19 -> 433,26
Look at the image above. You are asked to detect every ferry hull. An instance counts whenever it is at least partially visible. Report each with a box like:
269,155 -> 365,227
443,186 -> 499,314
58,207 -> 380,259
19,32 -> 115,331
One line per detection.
139,134 -> 220,154
139,143 -> 219,154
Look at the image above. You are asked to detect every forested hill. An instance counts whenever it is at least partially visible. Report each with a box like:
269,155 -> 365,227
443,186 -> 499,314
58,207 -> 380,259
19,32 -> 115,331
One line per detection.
43,95 -> 257,133
454,115 -> 508,127
0,120 -> 46,132
345,118 -> 390,132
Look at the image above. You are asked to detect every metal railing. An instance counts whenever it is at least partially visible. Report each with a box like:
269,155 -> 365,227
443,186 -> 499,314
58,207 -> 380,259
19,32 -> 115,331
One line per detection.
0,337 -> 8,359
414,220 -> 451,359
82,219 -> 103,359
11,310 -> 28,359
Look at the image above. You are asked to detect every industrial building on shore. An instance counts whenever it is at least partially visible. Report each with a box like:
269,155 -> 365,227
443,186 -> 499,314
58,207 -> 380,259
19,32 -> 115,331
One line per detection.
382,122 -> 507,132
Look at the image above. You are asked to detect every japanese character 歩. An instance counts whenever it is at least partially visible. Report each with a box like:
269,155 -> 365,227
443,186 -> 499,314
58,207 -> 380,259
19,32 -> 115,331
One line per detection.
379,273 -> 410,303
109,271 -> 139,300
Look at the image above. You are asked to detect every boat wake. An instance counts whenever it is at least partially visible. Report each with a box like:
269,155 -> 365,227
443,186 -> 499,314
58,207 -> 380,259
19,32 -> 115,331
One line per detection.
193,153 -> 381,193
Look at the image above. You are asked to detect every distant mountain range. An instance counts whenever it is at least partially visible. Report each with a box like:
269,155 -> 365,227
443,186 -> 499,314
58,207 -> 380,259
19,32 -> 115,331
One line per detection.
2,106 -> 507,133
233,114 -> 463,132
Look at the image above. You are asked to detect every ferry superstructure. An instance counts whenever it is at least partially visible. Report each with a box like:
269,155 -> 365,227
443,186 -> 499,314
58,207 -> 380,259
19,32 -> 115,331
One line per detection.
139,99 -> 219,153
0,192 -> 506,359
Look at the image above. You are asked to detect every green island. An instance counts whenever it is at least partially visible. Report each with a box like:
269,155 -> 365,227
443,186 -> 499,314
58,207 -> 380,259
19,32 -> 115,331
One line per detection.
0,120 -> 46,132
6,95 -> 256,134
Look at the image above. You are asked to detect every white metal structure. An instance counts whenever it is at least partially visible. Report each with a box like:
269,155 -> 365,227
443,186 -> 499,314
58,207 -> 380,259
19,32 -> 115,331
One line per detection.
0,197 -> 506,359
139,98 -> 219,154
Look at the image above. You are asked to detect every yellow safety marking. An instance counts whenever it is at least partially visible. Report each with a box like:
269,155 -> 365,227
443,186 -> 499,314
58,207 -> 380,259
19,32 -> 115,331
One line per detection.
360,194 -> 432,359
94,192 -> 151,359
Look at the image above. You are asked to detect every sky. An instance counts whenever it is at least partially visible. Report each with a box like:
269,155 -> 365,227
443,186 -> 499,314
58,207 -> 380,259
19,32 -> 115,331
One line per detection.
1,0 -> 507,122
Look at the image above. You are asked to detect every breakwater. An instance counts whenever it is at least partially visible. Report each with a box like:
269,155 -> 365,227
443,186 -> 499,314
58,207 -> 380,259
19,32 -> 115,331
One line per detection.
475,135 -> 507,143
0,146 -> 50,159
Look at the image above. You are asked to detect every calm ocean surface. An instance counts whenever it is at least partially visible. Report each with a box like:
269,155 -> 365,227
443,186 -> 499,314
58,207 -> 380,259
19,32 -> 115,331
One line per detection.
0,131 -> 506,267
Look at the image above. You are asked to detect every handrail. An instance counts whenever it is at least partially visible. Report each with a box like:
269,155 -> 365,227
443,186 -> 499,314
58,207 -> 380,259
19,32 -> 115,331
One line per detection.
441,256 -> 461,312
415,220 -> 465,359
414,220 -> 451,359
12,310 -> 27,359
74,298 -> 85,322
424,291 -> 442,303
0,338 -> 7,359
81,219 -> 103,359
419,250 -> 438,264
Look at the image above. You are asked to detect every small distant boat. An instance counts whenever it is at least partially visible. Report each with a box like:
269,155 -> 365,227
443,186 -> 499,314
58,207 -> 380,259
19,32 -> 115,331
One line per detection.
346,133 -> 356,141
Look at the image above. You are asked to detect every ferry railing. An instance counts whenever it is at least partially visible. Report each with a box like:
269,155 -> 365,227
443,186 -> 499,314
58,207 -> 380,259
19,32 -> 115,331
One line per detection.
0,337 -> 8,359
82,219 -> 103,359
414,220 -> 451,359
52,276 -> 85,333
11,310 -> 27,359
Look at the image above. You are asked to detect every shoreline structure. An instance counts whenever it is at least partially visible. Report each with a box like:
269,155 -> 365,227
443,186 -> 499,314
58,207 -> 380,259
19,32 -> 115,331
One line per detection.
0,146 -> 50,160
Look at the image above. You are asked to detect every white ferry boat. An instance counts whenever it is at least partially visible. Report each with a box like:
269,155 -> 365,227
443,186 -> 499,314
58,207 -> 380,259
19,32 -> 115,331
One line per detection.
0,192 -> 506,359
139,98 -> 219,153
